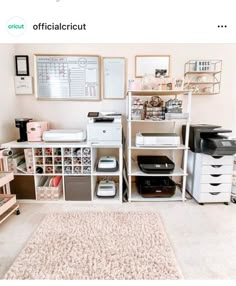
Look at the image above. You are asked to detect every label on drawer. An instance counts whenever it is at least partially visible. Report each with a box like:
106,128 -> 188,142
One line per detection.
200,183 -> 232,193
202,165 -> 233,175
202,155 -> 233,165
201,174 -> 232,184
198,192 -> 231,203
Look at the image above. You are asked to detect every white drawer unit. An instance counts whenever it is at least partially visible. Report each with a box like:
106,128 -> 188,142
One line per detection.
187,150 -> 233,204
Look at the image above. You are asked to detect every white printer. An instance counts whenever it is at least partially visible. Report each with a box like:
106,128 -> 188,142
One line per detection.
87,112 -> 122,143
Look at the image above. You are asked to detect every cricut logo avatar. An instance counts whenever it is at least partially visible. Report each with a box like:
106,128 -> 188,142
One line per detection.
7,17 -> 26,36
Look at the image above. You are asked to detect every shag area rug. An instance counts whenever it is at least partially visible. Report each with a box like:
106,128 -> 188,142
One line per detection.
4,212 -> 182,280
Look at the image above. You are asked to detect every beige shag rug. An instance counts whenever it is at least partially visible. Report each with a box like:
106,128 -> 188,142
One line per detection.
4,212 -> 182,280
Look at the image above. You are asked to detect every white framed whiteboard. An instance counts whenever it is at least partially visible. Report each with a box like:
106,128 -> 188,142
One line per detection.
103,57 -> 126,99
34,54 -> 101,100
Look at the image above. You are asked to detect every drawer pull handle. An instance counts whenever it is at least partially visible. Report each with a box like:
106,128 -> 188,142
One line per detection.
210,174 -> 221,177
209,192 -> 220,195
211,165 -> 222,168
210,183 -> 221,186
212,156 -> 223,159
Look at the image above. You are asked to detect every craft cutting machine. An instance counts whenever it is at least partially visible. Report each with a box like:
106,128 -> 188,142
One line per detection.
135,132 -> 180,147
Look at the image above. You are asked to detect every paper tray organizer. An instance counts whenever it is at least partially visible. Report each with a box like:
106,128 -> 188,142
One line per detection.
36,176 -> 62,200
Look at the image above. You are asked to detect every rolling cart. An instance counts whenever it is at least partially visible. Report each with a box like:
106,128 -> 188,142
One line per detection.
0,148 -> 20,225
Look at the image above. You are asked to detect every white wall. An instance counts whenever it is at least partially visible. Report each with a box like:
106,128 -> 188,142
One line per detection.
9,44 -> 236,136
0,44 -> 17,143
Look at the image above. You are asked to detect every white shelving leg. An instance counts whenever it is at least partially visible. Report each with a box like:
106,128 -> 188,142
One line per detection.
128,148 -> 132,201
2,154 -> 11,194
182,91 -> 192,201
91,147 -> 95,201
128,91 -> 132,202
182,162 -> 188,201
62,176 -> 65,201
32,148 -> 39,201
128,91 -> 132,121
128,175 -> 132,202
119,146 -> 123,203
172,121 -> 176,164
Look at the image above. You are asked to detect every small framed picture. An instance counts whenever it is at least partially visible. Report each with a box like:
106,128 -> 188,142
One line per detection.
15,55 -> 29,76
155,69 -> 167,78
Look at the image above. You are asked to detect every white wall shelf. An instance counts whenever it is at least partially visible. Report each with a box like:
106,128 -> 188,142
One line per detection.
128,90 -> 188,96
92,171 -> 120,176
130,143 -> 187,150
127,119 -> 189,123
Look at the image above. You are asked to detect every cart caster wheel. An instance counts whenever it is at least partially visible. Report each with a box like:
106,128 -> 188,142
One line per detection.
231,198 -> 236,204
15,209 -> 20,215
224,202 -> 229,205
199,203 -> 204,205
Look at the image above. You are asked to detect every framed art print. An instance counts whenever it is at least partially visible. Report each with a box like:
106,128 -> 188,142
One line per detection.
15,55 -> 29,76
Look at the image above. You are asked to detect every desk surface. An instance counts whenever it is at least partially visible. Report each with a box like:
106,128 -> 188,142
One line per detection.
2,140 -> 122,148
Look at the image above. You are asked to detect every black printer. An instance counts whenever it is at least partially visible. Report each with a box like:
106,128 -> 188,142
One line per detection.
136,176 -> 176,198
137,156 -> 175,174
182,124 -> 236,156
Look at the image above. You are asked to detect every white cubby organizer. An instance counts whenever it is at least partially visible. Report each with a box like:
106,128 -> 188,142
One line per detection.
126,90 -> 192,202
2,141 -> 123,204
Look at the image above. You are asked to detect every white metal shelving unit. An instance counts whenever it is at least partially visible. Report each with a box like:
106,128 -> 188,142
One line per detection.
126,90 -> 192,202
2,141 -> 123,204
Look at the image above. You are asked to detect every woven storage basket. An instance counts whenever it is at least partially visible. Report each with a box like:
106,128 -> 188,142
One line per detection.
37,179 -> 62,200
